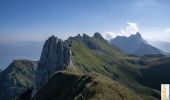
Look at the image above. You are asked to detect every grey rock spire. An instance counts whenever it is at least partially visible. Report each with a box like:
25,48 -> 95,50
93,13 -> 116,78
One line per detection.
33,35 -> 73,94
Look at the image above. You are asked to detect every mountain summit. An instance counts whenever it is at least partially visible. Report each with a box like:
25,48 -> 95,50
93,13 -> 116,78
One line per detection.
132,32 -> 142,38
93,32 -> 105,40
34,35 -> 73,94
110,32 -> 162,56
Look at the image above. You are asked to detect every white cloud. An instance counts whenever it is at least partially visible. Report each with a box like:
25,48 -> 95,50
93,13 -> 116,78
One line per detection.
120,22 -> 139,36
102,31 -> 125,40
102,21 -> 170,42
102,22 -> 139,40
105,33 -> 114,40
142,27 -> 170,42
165,28 -> 170,33
102,32 -> 117,40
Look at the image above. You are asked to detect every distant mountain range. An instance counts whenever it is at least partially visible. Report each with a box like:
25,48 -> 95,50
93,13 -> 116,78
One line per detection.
149,41 -> 170,54
110,32 -> 163,56
1,33 -> 170,100
1,32 -> 169,70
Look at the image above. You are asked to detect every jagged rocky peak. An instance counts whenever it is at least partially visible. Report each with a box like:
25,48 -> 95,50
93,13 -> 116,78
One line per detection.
73,33 -> 90,41
73,33 -> 103,49
34,35 -> 73,94
93,32 -> 104,40
136,32 -> 141,36
110,32 -> 162,56
83,33 -> 90,38
130,32 -> 142,39
76,34 -> 82,39
74,32 -> 104,41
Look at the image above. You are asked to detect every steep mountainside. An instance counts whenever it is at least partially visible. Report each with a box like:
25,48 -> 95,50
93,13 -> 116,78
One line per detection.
3,33 -> 170,100
0,60 -> 37,100
110,32 -> 162,56
136,56 -> 170,91
34,36 -> 73,94
67,33 -> 161,99
30,33 -> 161,100
33,70 -> 141,100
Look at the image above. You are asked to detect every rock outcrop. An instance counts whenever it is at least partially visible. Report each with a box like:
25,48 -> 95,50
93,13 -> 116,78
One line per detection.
0,60 -> 36,100
93,32 -> 105,40
110,32 -> 162,56
73,33 -> 103,50
34,35 -> 73,94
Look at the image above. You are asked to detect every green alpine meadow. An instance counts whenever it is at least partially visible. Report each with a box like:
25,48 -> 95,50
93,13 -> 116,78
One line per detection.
1,33 -> 170,100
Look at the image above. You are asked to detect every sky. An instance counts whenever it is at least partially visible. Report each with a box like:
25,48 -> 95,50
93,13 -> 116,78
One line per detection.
0,0 -> 170,69
0,0 -> 170,43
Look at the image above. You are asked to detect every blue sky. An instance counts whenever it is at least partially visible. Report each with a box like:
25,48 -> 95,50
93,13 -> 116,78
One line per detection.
1,0 -> 170,43
0,0 -> 170,69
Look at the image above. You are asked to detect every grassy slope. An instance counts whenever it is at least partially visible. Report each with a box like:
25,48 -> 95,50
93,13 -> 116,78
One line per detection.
10,34 -> 168,100
33,69 -> 141,100
68,35 -> 160,100
1,34 -> 169,100
31,34 -> 165,100
0,60 -> 36,100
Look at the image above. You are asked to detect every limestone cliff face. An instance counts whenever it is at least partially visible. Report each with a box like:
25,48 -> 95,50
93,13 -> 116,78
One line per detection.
34,35 -> 73,94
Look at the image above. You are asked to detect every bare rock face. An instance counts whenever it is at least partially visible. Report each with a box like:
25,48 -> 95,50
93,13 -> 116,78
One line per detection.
34,35 -> 73,94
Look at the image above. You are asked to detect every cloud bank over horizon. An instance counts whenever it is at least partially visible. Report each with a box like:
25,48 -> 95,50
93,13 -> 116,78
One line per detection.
103,22 -> 170,42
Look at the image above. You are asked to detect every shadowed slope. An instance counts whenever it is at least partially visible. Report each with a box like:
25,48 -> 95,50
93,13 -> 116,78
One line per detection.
33,70 -> 140,100
0,60 -> 37,100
